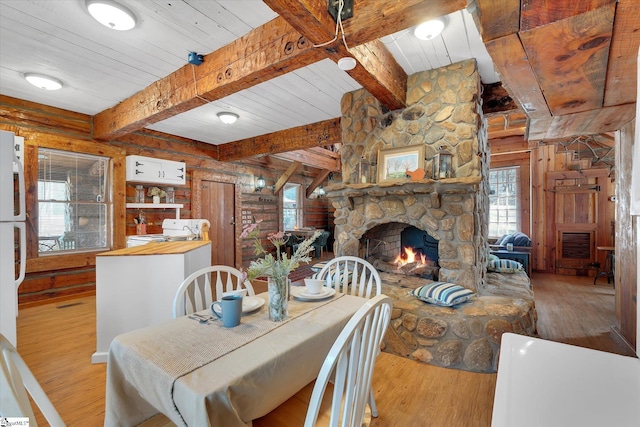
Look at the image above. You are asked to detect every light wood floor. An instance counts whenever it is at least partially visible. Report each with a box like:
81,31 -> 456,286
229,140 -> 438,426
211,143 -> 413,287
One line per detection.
15,273 -> 630,426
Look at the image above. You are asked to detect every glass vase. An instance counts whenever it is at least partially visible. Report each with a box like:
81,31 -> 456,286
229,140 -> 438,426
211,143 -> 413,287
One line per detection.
267,275 -> 290,322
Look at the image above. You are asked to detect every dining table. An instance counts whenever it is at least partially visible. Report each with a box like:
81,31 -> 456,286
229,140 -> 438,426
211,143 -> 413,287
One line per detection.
104,290 -> 367,427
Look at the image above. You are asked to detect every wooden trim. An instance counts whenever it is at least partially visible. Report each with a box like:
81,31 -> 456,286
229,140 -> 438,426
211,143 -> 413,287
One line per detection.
191,169 -> 243,269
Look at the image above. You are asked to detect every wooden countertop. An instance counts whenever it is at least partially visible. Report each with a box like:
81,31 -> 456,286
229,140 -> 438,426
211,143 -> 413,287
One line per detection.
97,240 -> 211,256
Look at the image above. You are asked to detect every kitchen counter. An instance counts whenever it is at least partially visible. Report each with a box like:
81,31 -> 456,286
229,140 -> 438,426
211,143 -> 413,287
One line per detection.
99,240 -> 210,256
92,240 -> 211,363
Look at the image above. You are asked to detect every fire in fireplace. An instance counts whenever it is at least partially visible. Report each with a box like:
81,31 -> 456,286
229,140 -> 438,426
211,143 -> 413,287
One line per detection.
362,224 -> 440,281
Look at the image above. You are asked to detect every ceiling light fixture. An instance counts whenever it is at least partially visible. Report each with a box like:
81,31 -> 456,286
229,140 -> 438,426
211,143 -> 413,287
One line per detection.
86,0 -> 137,31
217,112 -> 239,124
414,17 -> 447,41
24,73 -> 63,90
337,57 -> 356,71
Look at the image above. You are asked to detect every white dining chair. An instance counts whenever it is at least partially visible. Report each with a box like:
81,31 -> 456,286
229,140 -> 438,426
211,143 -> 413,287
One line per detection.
317,256 -> 382,299
172,265 -> 255,318
0,334 -> 66,426
304,294 -> 392,427
317,255 -> 383,417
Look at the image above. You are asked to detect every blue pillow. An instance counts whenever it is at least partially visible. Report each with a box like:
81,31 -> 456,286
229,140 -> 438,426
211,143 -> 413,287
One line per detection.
487,259 -> 524,273
410,282 -> 475,307
495,234 -> 511,246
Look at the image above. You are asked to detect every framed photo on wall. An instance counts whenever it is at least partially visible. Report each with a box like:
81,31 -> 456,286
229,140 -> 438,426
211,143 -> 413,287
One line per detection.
377,144 -> 425,183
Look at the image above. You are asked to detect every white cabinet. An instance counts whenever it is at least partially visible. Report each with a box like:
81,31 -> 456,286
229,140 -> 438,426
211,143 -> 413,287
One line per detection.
126,155 -> 186,185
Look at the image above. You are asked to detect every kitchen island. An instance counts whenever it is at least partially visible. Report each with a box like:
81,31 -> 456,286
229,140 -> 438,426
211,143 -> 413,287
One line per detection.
92,240 -> 211,363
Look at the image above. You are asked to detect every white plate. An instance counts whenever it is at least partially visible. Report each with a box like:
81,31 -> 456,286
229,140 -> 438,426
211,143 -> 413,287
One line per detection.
212,296 -> 265,315
293,287 -> 336,301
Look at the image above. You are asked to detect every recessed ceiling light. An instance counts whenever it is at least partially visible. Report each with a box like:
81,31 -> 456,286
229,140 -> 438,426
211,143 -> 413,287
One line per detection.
337,57 -> 357,71
86,0 -> 137,31
217,112 -> 239,124
24,73 -> 63,90
414,18 -> 447,41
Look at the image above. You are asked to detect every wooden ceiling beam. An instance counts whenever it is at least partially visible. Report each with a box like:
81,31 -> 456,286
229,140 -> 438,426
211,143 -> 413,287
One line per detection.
92,17 -> 325,141
306,169 -> 331,198
531,104 -> 636,140
341,0 -> 467,46
519,4 -> 615,116
273,148 -> 341,172
217,118 -> 341,162
603,0 -> 640,107
274,161 -> 301,194
485,33 -> 552,121
473,0 -> 520,41
264,0 -> 408,110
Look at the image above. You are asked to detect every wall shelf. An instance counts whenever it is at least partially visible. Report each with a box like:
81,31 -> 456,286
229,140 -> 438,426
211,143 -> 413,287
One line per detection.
126,203 -> 184,219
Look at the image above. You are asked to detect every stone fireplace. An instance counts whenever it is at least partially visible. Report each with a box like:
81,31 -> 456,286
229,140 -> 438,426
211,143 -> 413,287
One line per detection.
327,59 -> 490,292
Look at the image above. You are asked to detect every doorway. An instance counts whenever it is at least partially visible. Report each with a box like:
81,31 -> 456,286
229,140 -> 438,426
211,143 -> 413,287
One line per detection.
192,171 -> 242,268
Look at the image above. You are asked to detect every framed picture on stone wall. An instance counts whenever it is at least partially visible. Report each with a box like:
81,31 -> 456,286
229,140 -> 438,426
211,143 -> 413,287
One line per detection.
377,144 -> 425,183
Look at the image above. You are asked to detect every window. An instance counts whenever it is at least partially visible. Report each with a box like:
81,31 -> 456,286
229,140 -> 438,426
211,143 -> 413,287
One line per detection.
38,148 -> 110,253
282,183 -> 303,230
488,167 -> 520,238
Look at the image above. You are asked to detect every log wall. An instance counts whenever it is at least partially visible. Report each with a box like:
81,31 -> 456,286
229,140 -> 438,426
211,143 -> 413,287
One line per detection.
0,95 -> 332,304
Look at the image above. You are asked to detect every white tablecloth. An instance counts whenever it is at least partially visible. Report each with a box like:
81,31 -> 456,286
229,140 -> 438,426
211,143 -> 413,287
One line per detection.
104,293 -> 366,427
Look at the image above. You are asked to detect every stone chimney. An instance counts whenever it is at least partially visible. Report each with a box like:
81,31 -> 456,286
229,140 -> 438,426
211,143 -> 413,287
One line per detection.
327,59 -> 490,291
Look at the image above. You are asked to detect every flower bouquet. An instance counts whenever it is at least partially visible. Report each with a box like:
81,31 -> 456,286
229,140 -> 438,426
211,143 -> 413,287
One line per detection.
147,186 -> 166,204
242,220 -> 320,321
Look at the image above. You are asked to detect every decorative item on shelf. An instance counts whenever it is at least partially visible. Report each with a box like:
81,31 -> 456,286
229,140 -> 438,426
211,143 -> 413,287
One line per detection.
135,185 -> 145,203
147,186 -> 166,204
433,145 -> 453,180
377,144 -> 426,183
406,168 -> 426,181
134,211 -> 146,235
357,157 -> 371,184
165,187 -> 175,204
242,220 -> 320,322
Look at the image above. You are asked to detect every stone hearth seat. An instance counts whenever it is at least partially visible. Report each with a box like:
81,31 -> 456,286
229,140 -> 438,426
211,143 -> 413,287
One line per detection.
380,271 -> 536,373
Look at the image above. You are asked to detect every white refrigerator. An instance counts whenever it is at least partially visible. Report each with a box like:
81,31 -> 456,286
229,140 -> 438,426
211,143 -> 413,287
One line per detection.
0,130 -> 26,347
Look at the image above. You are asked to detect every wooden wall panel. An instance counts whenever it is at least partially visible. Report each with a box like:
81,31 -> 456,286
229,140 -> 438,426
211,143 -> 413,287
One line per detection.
614,120 -> 637,351
530,143 -> 615,274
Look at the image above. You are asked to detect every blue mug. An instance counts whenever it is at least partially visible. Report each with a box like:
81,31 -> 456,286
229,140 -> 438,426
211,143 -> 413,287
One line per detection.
210,295 -> 242,327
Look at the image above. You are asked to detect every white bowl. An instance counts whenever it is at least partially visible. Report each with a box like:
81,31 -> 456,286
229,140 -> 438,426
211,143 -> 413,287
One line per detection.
303,278 -> 325,295
221,289 -> 247,300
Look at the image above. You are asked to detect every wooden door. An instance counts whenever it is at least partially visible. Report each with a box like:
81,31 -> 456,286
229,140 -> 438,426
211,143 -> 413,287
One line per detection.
546,170 -> 611,275
201,180 -> 235,266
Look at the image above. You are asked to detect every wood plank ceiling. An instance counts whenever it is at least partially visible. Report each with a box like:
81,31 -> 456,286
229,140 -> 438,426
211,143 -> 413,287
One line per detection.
1,0 -> 638,171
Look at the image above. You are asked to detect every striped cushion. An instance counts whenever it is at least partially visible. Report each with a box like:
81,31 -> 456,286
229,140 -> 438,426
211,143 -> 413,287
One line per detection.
410,282 -> 475,307
487,259 -> 524,273
311,262 -> 327,272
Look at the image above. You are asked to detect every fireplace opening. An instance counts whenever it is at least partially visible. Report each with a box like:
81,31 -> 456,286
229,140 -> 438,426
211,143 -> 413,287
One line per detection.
360,224 -> 440,281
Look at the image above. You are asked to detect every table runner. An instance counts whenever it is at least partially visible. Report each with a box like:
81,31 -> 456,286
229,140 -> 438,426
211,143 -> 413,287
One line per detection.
114,293 -> 344,426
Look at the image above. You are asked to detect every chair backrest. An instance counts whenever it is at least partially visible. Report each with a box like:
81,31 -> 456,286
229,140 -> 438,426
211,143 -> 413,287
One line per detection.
0,334 -> 66,426
304,294 -> 392,427
314,231 -> 330,247
172,265 -> 255,318
318,256 -> 381,299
